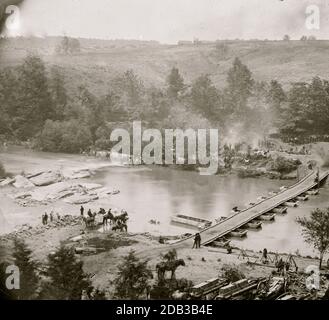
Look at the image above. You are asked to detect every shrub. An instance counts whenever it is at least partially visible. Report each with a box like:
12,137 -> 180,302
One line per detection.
266,156 -> 300,174
113,251 -> 153,299
40,245 -> 93,300
12,238 -> 40,299
37,119 -> 92,153
150,278 -> 194,299
237,168 -> 262,178
221,264 -> 245,283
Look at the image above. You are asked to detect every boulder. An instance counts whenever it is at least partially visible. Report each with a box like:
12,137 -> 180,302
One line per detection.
13,175 -> 35,188
29,171 -> 62,186
25,170 -> 46,179
64,193 -> 99,204
63,169 -> 91,180
75,247 -> 97,254
70,235 -> 84,242
79,183 -> 102,191
13,191 -> 32,199
30,181 -> 76,201
96,187 -> 113,197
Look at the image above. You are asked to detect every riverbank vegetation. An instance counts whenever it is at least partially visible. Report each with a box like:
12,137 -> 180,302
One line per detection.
1,43 -> 329,156
0,238 -> 106,300
297,208 -> 329,269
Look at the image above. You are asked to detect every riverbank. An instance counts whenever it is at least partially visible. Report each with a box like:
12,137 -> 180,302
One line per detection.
1,220 -> 328,299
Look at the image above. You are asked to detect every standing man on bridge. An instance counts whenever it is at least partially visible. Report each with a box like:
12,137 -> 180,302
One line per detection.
192,233 -> 201,249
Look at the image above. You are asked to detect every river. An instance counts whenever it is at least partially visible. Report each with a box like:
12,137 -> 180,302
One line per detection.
1,146 -> 328,256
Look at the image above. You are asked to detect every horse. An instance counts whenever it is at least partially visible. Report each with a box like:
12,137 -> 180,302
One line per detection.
102,209 -> 115,227
156,259 -> 185,282
118,210 -> 129,223
83,212 -> 97,228
112,222 -> 127,232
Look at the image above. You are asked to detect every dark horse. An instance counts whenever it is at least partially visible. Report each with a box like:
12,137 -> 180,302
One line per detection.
98,208 -> 114,227
112,222 -> 127,232
98,208 -> 129,232
156,259 -> 185,282
111,210 -> 129,232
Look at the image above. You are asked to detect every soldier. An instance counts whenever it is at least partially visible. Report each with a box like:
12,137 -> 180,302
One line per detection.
44,212 -> 48,225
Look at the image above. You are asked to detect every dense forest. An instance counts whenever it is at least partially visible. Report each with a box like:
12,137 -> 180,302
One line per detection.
1,53 -> 329,154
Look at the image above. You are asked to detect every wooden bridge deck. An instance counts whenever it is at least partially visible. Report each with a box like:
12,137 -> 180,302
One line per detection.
174,170 -> 329,247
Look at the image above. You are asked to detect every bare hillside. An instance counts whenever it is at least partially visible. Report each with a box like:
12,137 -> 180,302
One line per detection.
1,37 -> 329,94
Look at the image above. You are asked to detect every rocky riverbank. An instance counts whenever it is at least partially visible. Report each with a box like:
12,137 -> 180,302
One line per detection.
0,166 -> 120,208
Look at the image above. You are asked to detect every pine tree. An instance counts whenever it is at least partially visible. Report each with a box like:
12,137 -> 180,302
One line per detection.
111,70 -> 145,121
226,57 -> 254,117
267,80 -> 286,114
12,238 -> 39,300
114,250 -> 153,299
49,66 -> 68,121
42,245 -> 93,300
166,67 -> 185,99
13,55 -> 53,139
191,74 -> 222,120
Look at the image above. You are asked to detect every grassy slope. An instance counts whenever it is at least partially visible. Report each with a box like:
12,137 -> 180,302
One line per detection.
1,37 -> 329,95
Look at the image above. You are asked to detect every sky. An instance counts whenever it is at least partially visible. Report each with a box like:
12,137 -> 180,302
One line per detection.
4,0 -> 329,43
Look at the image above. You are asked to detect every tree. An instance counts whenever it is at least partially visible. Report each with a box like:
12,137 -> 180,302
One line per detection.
296,208 -> 329,269
226,57 -> 254,117
41,246 -> 93,300
68,38 -> 81,54
114,250 -> 153,299
56,36 -> 69,54
191,74 -> 222,120
300,35 -> 307,41
12,238 -> 39,299
279,82 -> 310,135
0,68 -> 19,137
76,85 -> 106,142
13,55 -> 53,139
37,119 -> 92,153
111,70 -> 145,120
56,36 -> 81,55
49,66 -> 68,121
215,42 -> 229,57
283,35 -> 290,41
142,87 -> 170,125
279,77 -> 329,136
267,80 -> 286,114
166,67 -> 185,99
